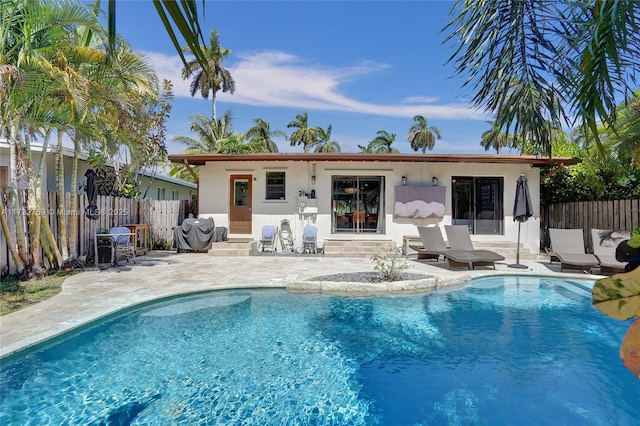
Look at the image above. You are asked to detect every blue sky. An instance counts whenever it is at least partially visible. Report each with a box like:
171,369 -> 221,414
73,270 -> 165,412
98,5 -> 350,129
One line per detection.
109,1 -> 497,155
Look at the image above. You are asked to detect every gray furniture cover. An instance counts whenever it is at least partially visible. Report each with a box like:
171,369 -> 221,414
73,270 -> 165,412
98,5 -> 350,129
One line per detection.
174,217 -> 227,252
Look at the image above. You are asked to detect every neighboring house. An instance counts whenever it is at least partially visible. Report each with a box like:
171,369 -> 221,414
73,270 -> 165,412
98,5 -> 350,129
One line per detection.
168,152 -> 579,254
1,141 -> 196,200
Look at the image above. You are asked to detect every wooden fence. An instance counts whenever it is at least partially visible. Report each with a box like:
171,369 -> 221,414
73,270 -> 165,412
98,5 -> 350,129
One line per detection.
543,199 -> 640,249
1,188 -> 196,276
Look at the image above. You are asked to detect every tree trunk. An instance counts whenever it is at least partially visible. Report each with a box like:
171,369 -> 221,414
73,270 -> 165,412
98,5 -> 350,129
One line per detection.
0,195 -> 26,275
9,120 -> 29,266
212,91 -> 217,121
56,129 -> 69,261
24,131 -> 45,275
68,136 -> 80,259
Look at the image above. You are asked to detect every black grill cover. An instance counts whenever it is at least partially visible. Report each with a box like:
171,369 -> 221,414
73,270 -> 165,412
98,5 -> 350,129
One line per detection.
174,217 -> 227,251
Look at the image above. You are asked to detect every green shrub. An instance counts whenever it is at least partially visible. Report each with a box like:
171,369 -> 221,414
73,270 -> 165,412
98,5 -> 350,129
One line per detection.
371,245 -> 410,281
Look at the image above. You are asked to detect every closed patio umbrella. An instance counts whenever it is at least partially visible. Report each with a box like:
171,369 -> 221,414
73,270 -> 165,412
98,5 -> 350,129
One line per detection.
84,169 -> 99,220
509,174 -> 533,269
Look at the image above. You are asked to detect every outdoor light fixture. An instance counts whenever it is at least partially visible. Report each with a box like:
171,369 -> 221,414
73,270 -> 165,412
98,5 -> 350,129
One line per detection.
401,176 -> 407,186
311,163 -> 317,185
432,176 -> 438,186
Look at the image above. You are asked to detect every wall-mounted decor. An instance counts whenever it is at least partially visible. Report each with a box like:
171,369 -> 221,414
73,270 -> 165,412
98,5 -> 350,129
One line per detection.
394,186 -> 446,219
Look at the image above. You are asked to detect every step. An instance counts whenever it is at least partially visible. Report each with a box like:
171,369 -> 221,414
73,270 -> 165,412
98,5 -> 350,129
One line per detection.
208,239 -> 256,256
323,239 -> 396,258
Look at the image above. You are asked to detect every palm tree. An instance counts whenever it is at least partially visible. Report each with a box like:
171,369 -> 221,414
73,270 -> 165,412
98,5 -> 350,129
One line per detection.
107,0 -> 208,71
407,115 -> 442,153
173,111 -> 234,154
287,110 -> 319,152
181,29 -> 235,120
602,93 -> 640,170
314,125 -> 341,153
443,1 -> 639,156
480,121 -> 513,154
357,142 -> 376,153
369,130 -> 399,153
0,0 -> 104,273
244,118 -> 286,153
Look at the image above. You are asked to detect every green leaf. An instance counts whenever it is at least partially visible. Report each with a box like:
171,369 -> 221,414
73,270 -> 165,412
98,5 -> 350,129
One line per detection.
592,267 -> 640,320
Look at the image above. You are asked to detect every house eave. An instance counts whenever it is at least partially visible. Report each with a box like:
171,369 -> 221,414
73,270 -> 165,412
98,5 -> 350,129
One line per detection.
167,152 -> 581,168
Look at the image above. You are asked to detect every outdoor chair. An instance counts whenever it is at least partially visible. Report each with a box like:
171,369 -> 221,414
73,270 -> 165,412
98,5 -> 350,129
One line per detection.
591,229 -> 631,275
302,225 -> 318,254
409,226 -> 449,261
109,226 -> 136,265
259,225 -> 277,252
548,228 -> 599,272
444,225 -> 505,269
411,226 -> 504,270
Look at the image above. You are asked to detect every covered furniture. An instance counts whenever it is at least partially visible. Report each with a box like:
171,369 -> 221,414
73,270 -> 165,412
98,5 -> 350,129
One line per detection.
259,225 -> 277,252
174,216 -> 228,252
411,226 -> 504,270
591,229 -> 631,274
302,225 -> 318,254
549,228 -> 599,272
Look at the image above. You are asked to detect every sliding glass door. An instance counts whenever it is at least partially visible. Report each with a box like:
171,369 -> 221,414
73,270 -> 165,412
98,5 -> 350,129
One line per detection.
332,176 -> 384,233
452,177 -> 503,235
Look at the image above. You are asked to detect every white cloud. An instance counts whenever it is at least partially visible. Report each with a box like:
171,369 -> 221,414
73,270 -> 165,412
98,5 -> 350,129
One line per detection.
143,49 -> 486,121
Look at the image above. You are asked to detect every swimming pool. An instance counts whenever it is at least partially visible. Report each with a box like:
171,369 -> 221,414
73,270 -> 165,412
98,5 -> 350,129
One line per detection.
1,276 -> 638,425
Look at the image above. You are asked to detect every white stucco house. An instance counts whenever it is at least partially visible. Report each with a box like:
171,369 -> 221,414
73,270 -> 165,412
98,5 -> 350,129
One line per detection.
168,152 -> 579,254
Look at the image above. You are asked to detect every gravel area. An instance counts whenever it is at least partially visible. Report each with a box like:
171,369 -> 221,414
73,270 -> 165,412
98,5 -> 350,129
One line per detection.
307,272 -> 430,283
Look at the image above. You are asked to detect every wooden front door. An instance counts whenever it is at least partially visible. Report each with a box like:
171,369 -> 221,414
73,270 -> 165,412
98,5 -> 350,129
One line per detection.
229,174 -> 252,234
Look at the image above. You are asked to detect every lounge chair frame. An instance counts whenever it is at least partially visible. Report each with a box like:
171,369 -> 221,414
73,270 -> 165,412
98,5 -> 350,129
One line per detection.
549,228 -> 599,272
411,226 -> 504,270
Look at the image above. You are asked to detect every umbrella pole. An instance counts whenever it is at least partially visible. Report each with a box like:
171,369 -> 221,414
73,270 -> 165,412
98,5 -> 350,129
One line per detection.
516,221 -> 521,264
509,221 -> 528,269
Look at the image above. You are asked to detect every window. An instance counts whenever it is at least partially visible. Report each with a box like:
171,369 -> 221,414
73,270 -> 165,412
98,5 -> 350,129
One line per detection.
265,171 -> 286,200
172,190 -> 178,200
452,176 -> 504,235
157,187 -> 165,200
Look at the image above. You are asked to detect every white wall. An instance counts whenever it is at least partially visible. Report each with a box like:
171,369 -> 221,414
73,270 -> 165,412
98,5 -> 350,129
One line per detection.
198,160 -> 541,254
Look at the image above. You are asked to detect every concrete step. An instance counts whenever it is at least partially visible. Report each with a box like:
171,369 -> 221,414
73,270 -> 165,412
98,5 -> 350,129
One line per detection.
209,239 -> 256,256
323,239 -> 396,258
470,242 -> 536,260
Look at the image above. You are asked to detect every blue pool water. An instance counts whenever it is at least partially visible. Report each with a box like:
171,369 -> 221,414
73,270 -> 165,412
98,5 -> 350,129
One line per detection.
1,276 -> 639,425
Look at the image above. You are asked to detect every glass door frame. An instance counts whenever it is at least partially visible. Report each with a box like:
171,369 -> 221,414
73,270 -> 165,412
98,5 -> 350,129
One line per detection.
331,175 -> 384,234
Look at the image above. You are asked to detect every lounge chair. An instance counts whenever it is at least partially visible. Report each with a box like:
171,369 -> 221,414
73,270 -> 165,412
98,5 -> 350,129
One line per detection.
591,229 -> 631,274
412,226 -> 504,270
548,228 -> 599,272
109,226 -> 136,265
444,225 -> 506,269
409,226 -> 449,261
302,225 -> 318,254
259,225 -> 277,252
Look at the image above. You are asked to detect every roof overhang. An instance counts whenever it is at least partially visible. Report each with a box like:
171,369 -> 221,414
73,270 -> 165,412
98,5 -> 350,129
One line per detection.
168,152 -> 581,168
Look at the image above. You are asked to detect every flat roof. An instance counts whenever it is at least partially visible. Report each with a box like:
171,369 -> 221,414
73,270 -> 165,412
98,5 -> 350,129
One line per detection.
168,152 -> 581,167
